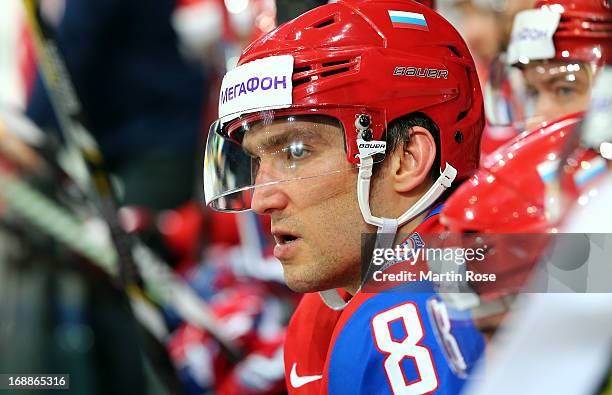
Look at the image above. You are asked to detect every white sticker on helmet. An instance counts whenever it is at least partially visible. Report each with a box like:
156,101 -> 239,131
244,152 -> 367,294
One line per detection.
218,55 -> 294,121
507,9 -> 561,65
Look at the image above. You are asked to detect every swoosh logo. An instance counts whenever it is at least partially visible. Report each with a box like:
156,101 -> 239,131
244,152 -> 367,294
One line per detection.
289,363 -> 323,388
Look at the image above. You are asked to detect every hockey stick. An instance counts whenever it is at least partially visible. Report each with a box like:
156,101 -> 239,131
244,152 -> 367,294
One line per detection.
22,0 -> 242,361
22,0 -> 137,287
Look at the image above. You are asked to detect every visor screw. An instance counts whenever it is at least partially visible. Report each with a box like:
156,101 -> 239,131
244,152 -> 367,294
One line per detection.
455,131 -> 464,143
362,129 -> 373,141
356,114 -> 371,130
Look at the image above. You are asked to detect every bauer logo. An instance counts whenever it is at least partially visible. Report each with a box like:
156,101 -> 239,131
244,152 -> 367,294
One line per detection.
394,66 -> 448,79
357,139 -> 386,158
218,55 -> 294,121
358,143 -> 385,149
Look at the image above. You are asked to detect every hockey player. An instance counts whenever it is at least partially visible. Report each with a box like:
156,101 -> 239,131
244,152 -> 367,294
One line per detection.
480,0 -> 611,157
203,1 -> 486,393
436,111 -> 584,348
488,0 -> 612,132
437,71 -> 611,350
438,67 -> 612,395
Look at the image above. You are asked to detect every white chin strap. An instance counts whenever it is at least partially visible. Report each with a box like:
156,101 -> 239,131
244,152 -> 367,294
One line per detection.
320,146 -> 457,310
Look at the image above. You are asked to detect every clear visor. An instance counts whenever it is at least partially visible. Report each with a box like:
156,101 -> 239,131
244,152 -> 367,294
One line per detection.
553,66 -> 612,221
204,108 -> 386,211
578,66 -> 612,159
486,57 -> 594,131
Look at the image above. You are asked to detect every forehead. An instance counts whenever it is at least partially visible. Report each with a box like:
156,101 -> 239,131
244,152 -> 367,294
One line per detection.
240,115 -> 345,154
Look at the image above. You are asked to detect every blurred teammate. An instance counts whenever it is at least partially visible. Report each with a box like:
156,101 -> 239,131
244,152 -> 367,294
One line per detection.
488,0 -> 612,132
440,67 -> 612,395
435,69 -> 612,352
435,111 -> 583,350
204,0 -> 487,393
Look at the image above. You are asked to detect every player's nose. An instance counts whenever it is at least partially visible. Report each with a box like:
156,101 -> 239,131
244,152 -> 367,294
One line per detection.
251,183 -> 290,215
250,166 -> 290,215
529,94 -> 558,130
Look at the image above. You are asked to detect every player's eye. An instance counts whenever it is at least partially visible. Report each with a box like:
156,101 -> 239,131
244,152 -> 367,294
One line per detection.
549,78 -> 582,102
284,142 -> 311,162
555,85 -> 576,98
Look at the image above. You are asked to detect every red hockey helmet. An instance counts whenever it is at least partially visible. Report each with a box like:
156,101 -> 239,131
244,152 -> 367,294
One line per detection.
436,109 -> 610,315
445,113 -> 582,234
529,0 -> 612,68
486,0 -> 612,130
436,113 -> 581,314
204,0 -> 483,211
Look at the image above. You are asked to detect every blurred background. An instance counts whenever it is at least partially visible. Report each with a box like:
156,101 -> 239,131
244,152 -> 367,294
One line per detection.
1,0 -> 611,394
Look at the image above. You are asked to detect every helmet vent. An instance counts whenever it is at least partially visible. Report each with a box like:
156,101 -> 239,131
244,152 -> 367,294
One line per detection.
319,58 -> 357,78
322,59 -> 351,67
313,16 -> 336,29
294,65 -> 312,74
456,110 -> 468,122
321,67 -> 351,77
293,65 -> 313,87
292,58 -> 358,87
293,77 -> 311,87
448,45 -> 462,58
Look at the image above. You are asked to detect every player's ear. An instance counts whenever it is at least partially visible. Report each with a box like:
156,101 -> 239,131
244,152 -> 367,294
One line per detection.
388,126 -> 436,193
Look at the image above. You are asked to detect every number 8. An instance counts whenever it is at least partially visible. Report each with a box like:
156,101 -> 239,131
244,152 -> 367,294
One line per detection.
371,302 -> 438,395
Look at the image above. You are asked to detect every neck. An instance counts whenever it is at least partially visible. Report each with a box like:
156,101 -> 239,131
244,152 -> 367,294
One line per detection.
343,210 -> 431,296
394,210 -> 430,245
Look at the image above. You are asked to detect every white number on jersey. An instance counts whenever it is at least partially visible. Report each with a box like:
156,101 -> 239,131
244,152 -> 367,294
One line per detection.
427,298 -> 468,378
371,302 -> 438,394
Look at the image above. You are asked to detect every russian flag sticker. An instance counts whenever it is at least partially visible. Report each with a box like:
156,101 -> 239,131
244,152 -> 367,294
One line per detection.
388,10 -> 429,31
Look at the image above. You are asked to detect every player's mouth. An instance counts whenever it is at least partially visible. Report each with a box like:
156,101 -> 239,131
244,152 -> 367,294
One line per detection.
272,229 -> 302,260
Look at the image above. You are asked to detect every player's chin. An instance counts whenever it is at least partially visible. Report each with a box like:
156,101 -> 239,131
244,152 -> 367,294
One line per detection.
284,281 -> 320,293
281,265 -> 326,293
282,271 -> 320,293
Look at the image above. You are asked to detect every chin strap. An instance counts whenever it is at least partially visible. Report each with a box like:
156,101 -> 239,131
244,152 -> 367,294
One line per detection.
319,141 -> 458,310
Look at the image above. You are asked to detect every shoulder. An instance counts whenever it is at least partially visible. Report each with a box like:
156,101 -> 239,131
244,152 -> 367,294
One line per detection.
287,292 -> 345,335
324,291 -> 480,395
285,292 -> 345,394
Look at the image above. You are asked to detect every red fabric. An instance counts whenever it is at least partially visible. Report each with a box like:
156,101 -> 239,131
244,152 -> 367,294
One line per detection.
283,290 -> 347,395
18,18 -> 36,101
